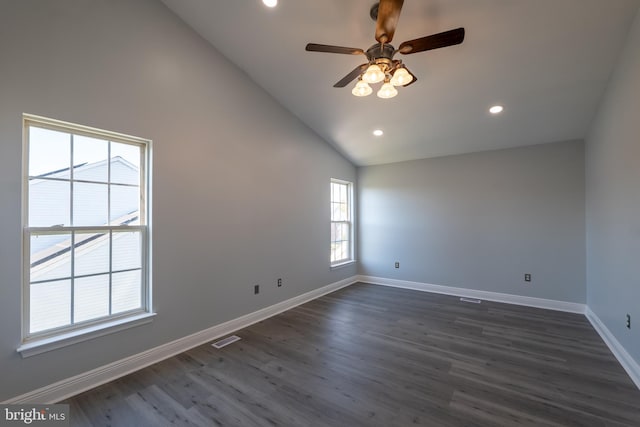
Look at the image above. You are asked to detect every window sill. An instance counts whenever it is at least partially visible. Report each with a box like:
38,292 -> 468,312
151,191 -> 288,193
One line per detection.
330,260 -> 356,270
17,312 -> 156,358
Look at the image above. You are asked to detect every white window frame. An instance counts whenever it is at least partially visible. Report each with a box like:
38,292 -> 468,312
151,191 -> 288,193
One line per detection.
19,114 -> 154,357
330,178 -> 355,268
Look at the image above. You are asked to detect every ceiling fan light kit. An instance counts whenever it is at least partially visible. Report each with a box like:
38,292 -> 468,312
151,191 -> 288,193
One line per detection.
377,79 -> 398,99
305,0 -> 465,100
390,66 -> 413,86
352,79 -> 373,97
362,64 -> 386,84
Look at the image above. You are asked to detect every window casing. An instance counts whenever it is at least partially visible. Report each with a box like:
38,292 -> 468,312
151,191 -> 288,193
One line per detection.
22,114 -> 151,343
330,179 -> 354,266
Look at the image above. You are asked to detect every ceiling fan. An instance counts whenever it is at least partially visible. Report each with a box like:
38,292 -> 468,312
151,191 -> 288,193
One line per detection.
305,0 -> 465,99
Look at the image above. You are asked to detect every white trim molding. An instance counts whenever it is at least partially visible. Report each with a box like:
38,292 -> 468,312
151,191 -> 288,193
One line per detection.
360,275 -> 640,391
8,275 -> 638,404
585,307 -> 640,390
357,275 -> 586,314
17,313 -> 157,358
4,276 -> 358,404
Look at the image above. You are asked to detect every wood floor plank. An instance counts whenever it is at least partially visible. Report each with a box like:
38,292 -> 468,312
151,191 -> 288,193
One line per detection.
63,283 -> 640,426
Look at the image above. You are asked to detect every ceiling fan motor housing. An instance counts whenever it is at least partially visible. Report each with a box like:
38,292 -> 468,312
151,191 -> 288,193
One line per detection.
366,43 -> 398,74
366,43 -> 395,61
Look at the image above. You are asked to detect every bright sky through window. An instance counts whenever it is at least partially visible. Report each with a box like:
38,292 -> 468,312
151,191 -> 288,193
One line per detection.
23,115 -> 151,341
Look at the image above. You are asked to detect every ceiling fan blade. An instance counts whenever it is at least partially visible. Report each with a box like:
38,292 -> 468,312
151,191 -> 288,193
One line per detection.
334,63 -> 369,88
305,43 -> 364,55
375,0 -> 404,44
398,27 -> 465,54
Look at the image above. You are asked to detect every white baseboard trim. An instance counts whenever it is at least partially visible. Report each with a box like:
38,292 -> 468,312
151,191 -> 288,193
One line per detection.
359,275 -> 640,390
357,275 -> 586,314
585,307 -> 640,390
5,276 -> 359,404
10,275 -> 637,403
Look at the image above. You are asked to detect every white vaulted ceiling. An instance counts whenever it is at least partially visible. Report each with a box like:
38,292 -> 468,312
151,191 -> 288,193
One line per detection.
161,0 -> 639,166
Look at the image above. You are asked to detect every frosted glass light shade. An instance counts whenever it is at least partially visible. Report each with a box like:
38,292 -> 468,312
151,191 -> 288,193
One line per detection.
352,80 -> 373,97
362,64 -> 385,84
390,67 -> 414,86
377,82 -> 398,99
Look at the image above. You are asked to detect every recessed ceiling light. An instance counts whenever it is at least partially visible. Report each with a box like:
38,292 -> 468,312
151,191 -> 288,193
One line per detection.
262,0 -> 277,7
373,129 -> 384,136
489,105 -> 504,114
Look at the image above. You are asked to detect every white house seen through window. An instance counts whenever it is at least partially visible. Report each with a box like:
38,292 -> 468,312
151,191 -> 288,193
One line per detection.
23,114 -> 151,340
330,179 -> 353,265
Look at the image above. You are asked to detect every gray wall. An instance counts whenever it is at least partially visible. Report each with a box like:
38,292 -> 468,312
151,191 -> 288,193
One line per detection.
0,0 -> 355,401
586,9 -> 640,364
358,141 -> 585,303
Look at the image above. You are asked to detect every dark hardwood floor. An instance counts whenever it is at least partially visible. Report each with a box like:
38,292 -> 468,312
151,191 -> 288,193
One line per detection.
64,283 -> 640,426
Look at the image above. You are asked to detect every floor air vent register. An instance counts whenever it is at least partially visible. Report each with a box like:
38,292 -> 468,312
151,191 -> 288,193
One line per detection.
211,335 -> 241,349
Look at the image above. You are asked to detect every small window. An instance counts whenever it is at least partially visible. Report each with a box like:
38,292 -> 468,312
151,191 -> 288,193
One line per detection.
330,179 -> 354,266
22,114 -> 151,342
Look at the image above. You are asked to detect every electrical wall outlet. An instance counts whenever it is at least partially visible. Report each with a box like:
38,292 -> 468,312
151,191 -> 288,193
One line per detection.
277,278 -> 282,287
627,314 -> 631,329
395,262 -> 400,269
524,273 -> 532,282
254,284 -> 260,294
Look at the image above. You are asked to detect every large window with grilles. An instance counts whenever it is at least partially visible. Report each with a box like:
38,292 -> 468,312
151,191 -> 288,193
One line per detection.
330,179 -> 354,266
22,114 -> 151,346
